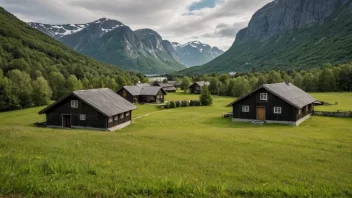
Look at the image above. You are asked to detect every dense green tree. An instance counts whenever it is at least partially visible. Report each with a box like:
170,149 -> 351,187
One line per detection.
0,76 -> 20,111
248,76 -> 258,90
208,78 -> 220,95
7,69 -> 32,108
255,75 -> 266,88
181,77 -> 191,93
267,71 -> 283,84
218,74 -> 230,85
294,73 -> 303,88
48,71 -> 66,100
232,77 -> 251,97
32,77 -> 52,106
66,75 -> 83,93
200,85 -> 212,106
318,68 -> 336,91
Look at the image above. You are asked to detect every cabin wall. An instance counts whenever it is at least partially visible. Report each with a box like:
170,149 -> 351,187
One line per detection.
156,90 -> 165,103
117,89 -> 137,103
190,84 -> 202,94
46,95 -> 107,129
233,88 -> 297,122
107,111 -> 132,128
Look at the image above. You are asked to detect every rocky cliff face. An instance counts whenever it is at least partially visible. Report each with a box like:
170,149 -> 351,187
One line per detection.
236,0 -> 350,44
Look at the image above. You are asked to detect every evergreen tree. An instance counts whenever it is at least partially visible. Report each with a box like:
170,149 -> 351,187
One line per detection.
199,85 -> 213,106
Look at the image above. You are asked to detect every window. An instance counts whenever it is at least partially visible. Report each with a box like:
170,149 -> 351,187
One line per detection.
298,110 -> 302,115
260,93 -> 267,101
71,100 -> 78,108
273,107 -> 282,114
108,117 -> 113,123
242,106 -> 250,112
125,112 -> 130,117
122,90 -> 127,98
80,114 -> 86,120
114,116 -> 118,121
120,114 -> 124,119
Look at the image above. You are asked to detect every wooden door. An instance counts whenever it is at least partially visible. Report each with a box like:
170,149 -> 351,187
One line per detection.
256,107 -> 265,121
63,115 -> 71,128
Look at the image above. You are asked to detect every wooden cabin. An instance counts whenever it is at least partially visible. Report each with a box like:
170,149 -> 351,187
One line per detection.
153,82 -> 177,92
38,88 -> 137,131
189,81 -> 210,94
227,83 -> 317,126
168,81 -> 181,89
117,84 -> 167,104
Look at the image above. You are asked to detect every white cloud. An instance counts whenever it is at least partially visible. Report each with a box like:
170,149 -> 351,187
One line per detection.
0,0 -> 271,50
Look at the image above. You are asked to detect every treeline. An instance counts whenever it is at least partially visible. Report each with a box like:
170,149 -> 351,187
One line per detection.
170,63 -> 352,97
0,7 -> 148,112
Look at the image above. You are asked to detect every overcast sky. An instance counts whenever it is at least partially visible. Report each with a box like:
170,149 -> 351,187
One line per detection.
0,0 -> 271,50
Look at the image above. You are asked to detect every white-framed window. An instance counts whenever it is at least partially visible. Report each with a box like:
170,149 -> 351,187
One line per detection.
125,112 -> 130,117
260,93 -> 267,101
80,114 -> 86,120
120,114 -> 124,119
273,107 -> 282,114
71,100 -> 78,108
108,117 -> 113,123
242,106 -> 250,112
114,116 -> 118,121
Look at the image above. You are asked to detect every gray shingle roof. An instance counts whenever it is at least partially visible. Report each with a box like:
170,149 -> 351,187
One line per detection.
190,81 -> 210,88
123,86 -> 142,95
39,88 -> 137,117
140,86 -> 163,95
227,83 -> 317,109
122,85 -> 166,96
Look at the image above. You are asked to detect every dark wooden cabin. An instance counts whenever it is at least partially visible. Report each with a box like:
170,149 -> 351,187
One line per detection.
227,83 -> 317,126
117,84 -> 167,104
153,82 -> 177,92
168,81 -> 181,89
189,81 -> 210,94
38,88 -> 137,131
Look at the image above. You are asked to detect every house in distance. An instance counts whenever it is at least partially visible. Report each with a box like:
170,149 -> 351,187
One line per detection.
227,83 -> 317,126
189,81 -> 210,94
152,81 -> 177,92
38,88 -> 137,131
118,83 -> 167,103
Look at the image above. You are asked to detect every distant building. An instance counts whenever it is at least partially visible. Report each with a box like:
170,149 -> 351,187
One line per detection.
117,84 -> 167,104
168,81 -> 182,89
38,89 -> 137,131
153,81 -> 177,92
227,83 -> 317,126
189,81 -> 210,94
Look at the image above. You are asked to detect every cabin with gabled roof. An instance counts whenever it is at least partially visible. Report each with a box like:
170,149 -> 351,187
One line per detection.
153,82 -> 177,92
117,84 -> 167,104
189,81 -> 210,94
227,83 -> 317,126
38,88 -> 137,131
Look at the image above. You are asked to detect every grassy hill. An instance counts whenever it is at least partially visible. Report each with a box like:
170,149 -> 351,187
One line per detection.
0,7 -> 143,111
179,5 -> 352,75
0,92 -> 351,197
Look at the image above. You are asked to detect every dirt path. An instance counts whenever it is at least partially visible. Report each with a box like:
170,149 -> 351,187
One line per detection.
133,110 -> 171,120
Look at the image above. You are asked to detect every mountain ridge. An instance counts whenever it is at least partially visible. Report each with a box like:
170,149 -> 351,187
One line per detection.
178,0 -> 352,75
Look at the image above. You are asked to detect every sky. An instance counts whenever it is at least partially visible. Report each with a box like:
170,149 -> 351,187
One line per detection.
0,0 -> 271,50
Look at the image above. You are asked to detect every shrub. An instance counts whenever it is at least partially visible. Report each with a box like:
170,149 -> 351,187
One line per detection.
164,102 -> 170,109
175,101 -> 181,107
181,101 -> 189,107
193,100 -> 201,106
189,100 -> 194,106
169,101 -> 176,108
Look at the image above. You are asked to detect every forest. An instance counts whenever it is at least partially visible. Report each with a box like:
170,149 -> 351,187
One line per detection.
173,63 -> 352,97
0,7 -> 148,112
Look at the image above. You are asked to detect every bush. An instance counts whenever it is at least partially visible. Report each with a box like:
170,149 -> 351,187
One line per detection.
164,102 -> 170,109
181,101 -> 189,107
175,101 -> 181,107
169,101 -> 176,108
189,100 -> 194,106
193,100 -> 201,106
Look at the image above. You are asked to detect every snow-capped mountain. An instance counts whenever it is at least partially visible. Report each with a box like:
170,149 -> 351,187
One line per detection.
172,41 -> 224,67
28,18 -> 185,74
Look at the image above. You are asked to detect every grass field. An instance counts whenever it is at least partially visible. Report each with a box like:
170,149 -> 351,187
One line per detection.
0,92 -> 351,197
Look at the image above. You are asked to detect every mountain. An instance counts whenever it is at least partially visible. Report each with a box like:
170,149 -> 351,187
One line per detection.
0,7 -> 141,110
179,0 -> 352,75
172,41 -> 224,67
29,19 -> 186,74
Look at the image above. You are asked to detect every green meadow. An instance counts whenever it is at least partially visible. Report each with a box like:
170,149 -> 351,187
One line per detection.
0,92 -> 351,197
